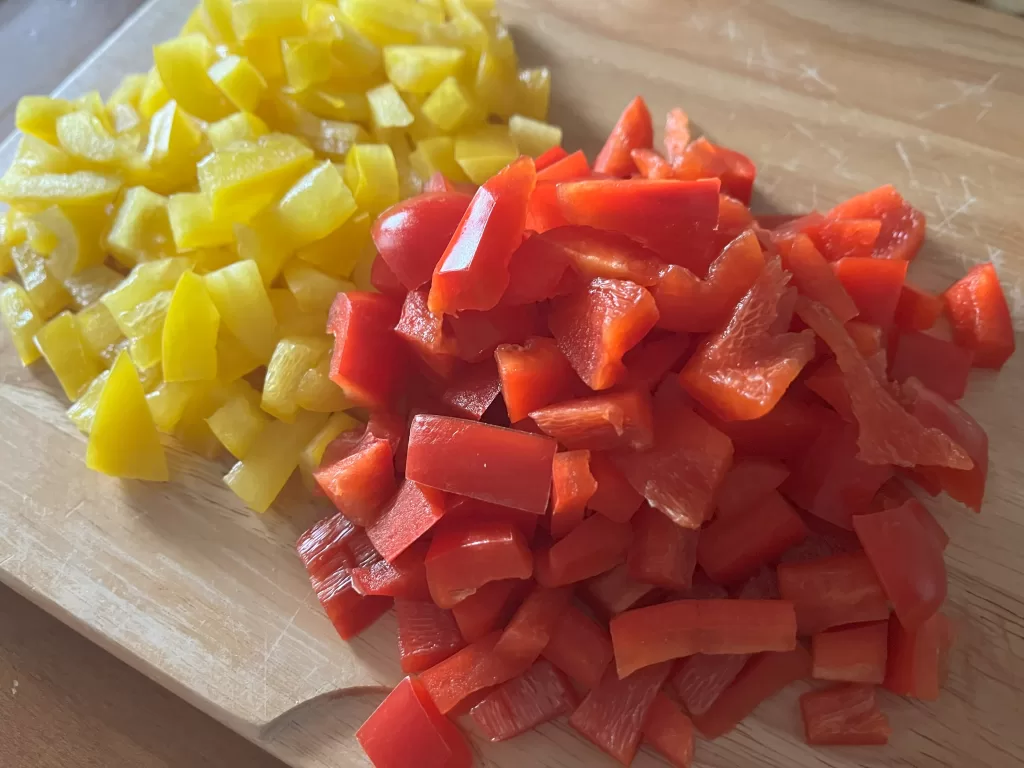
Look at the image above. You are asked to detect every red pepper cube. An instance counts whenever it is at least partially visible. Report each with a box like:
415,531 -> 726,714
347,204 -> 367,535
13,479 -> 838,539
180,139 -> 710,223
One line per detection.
777,551 -> 890,635
534,513 -> 632,587
310,567 -> 392,641
811,620 -> 889,684
420,632 -> 518,714
469,660 -> 578,741
714,458 -> 790,520
587,452 -> 644,522
395,289 -> 459,379
673,136 -> 756,206
631,147 -> 674,180
370,255 -> 406,298
714,193 -> 755,257
579,563 -> 657,621
429,156 -> 536,314
774,233 -> 859,323
627,504 -> 699,591
495,336 -> 580,424
884,611 -> 954,700
500,234 -> 573,306
539,225 -> 664,286
366,480 -> 447,564
351,541 -> 430,600
799,683 -> 891,746
356,676 -> 472,768
437,495 -> 540,540
492,585 -> 572,672
448,303 -> 546,363
372,191 -> 472,290
550,450 -> 598,539
594,96 -> 653,177
396,599 -> 465,674
314,437 -> 397,527
296,511 -> 360,582
828,184 -> 926,262
622,334 -> 692,391
895,282 -> 943,331
531,388 -> 654,452
450,578 -> 528,643
537,149 -> 590,183
439,361 -> 501,421
702,391 -> 827,461
672,653 -> 749,717
890,330 -> 972,401
535,146 -> 569,171
549,277 -> 659,391
541,604 -> 613,690
406,415 -> 557,514
805,217 -> 881,261
642,693 -> 695,768
944,261 -> 1016,369
424,521 -> 532,609
832,257 -> 908,327
327,292 -> 408,409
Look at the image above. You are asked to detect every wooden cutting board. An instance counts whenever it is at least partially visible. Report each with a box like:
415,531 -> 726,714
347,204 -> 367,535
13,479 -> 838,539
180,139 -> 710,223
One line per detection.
1,0 -> 1023,766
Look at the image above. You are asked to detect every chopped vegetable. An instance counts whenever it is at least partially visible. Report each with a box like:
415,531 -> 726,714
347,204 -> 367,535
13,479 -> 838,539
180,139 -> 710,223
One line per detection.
800,684 -> 891,746
470,660 -> 577,742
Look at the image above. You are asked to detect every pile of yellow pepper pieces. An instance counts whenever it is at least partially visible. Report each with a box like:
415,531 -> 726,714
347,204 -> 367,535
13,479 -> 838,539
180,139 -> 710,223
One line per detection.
0,0 -> 561,511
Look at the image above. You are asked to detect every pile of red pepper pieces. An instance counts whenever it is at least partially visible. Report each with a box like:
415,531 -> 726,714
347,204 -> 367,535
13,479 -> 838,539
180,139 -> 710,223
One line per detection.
295,96 -> 1014,767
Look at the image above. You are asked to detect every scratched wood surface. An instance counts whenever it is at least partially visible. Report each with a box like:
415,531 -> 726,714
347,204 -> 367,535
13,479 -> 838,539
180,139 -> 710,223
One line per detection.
1,0 -> 1023,766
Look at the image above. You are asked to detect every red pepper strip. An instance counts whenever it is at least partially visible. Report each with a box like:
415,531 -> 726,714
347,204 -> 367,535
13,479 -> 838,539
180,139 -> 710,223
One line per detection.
713,194 -> 755,259
534,145 -> 568,171
631,147 -> 674,179
351,541 -> 431,600
357,677 -> 472,768
890,330 -> 972,401
439,361 -> 501,420
642,693 -> 695,768
534,513 -> 632,587
424,521 -> 533,609
593,95 -> 653,177
569,662 -> 672,765
556,178 -> 721,269
419,632 -> 513,715
500,234 -> 572,306
525,182 -> 568,233
884,611 -> 954,700
448,302 -> 546,363
774,233 -> 859,323
494,336 -> 580,424
895,281 -> 943,331
469,660 -> 578,741
622,334 -> 692,391
366,480 -> 447,563
327,292 -> 408,409
550,450 -> 597,539
450,578 -> 528,643
541,603 -> 613,690
407,415 -> 557,514
804,218 -> 882,261
673,136 -> 756,205
588,452 -> 645,522
827,184 -> 926,262
832,256 -> 907,327
777,551 -> 890,635
797,298 -> 973,469
395,599 -> 465,674
944,261 -> 1016,369
692,646 -> 811,738
615,380 -> 734,529
663,108 -> 691,163
852,500 -> 946,631
800,683 -> 891,746
395,289 -> 459,379
627,503 -> 699,590
314,437 -> 396,527
429,156 -> 536,314
492,585 -> 572,672
531,388 -> 654,452
539,225 -> 665,286
579,563 -> 657,621
700,391 -> 827,460
610,599 -> 797,677
424,171 -> 456,193
714,458 -> 790,520
436,496 -> 540,540
654,229 -> 765,334
811,620 -> 889,684
537,149 -> 588,181
372,191 -> 472,291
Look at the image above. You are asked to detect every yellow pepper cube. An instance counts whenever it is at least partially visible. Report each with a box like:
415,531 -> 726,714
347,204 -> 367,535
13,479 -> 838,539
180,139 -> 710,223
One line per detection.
295,88 -> 371,123
282,36 -> 333,91
298,410 -> 361,488
421,76 -> 473,132
516,67 -> 551,121
108,103 -> 143,136
201,0 -> 237,44
304,119 -> 368,162
8,135 -> 75,176
106,187 -> 176,267
146,380 -> 211,433
33,311 -> 104,399
54,111 -> 121,167
383,46 -> 466,93
474,33 -> 518,118
232,0 -> 307,40
204,259 -> 278,362
454,125 -> 518,184
239,37 -> 285,82
168,192 -> 235,251
163,271 -> 221,382
154,34 -> 234,122
366,83 -> 414,129
207,112 -> 269,150
216,329 -> 261,382
139,68 -> 171,118
192,247 -> 238,275
29,206 -> 108,280
63,265 -> 124,311
410,135 -> 469,183
344,143 -> 399,217
351,250 -> 375,291
119,290 -> 172,370
0,281 -> 44,365
262,335 -> 331,421
508,114 -> 562,158
342,0 -> 442,46
15,97 -> 76,145
143,102 -> 206,193
76,302 -> 125,366
197,133 -> 315,221
206,390 -> 268,458
296,210 -> 371,279
67,370 -> 109,433
102,256 -> 191,319
10,243 -> 71,320
270,288 -> 328,337
296,357 -> 352,412
275,160 -> 356,249
208,55 -> 268,113
109,74 -> 148,108
283,260 -> 353,313
0,170 -> 121,209
86,351 -> 168,480
234,215 -> 292,285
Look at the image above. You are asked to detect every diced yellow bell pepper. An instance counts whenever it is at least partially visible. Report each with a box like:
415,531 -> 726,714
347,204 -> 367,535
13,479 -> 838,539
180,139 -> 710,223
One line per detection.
508,114 -> 562,158
76,302 -> 125,366
298,410 -> 361,488
206,388 -> 268,458
63,265 -> 124,311
420,76 -> 474,132
197,133 -> 315,221
29,205 -> 108,279
232,0 -> 307,40
167,192 -> 235,251
443,0 -> 489,57
296,357 -> 352,412
153,34 -> 234,122
344,143 -> 399,217
15,97 -> 76,145
282,260 -> 353,313
516,67 -> 551,121
7,135 -> 76,176
282,36 -> 333,91
191,246 -> 237,274
0,281 -> 44,365
342,0 -> 442,46
208,55 -> 268,114
207,112 -> 269,150
102,256 -> 191,318
296,210 -> 371,279
233,217 -> 290,287
163,271 -> 221,381
410,135 -> 469,183
54,111 -> 125,168
270,288 -> 328,337
216,328 -> 261,382
474,28 -> 518,118
261,335 -> 331,421
67,369 -> 109,433
0,170 -> 121,209
305,119 -> 368,162
0,245 -> 12,279
224,409 -> 327,511
86,350 -> 169,481
108,74 -> 148,108
454,125 -> 518,184
180,6 -> 209,37
143,102 -> 206,193
106,187 -> 176,267
10,243 -> 70,320
201,0 -> 237,44
274,160 -> 356,249
139,68 -> 171,118
146,379 -> 213,433
351,250 -> 375,292
239,37 -> 285,82
383,46 -> 466,93
33,311 -> 102,399
108,103 -> 143,136
366,83 -> 414,129
119,290 -> 172,370
204,260 -> 278,362
294,88 -> 371,123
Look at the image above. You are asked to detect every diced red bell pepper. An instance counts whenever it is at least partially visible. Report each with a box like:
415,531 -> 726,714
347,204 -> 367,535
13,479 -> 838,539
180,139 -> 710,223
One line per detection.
714,458 -> 790,520
852,500 -> 947,631
369,255 -> 406,298
895,282 -> 943,331
681,258 -> 816,421
534,513 -> 632,587
536,149 -> 590,183
314,437 -> 397,527
627,503 -> 699,590
700,391 -> 826,460
631,147 -> 674,179
778,515 -> 862,565
372,192 -> 472,290
673,136 -> 756,205
569,662 -> 671,765
494,336 -> 580,423
944,261 -> 1015,369
492,585 -> 572,672
525,181 -> 568,233
828,184 -> 926,262
663,108 -> 691,163
890,330 -> 972,401
610,599 -> 797,677
643,693 -> 695,768
804,358 -> 853,420
424,521 -> 533,609
697,491 -> 808,586
556,178 -> 721,269
448,302 -> 546,363
672,652 -> 748,719
579,563 -> 657,620
357,676 -> 472,768
622,334 -> 692,391
407,415 -> 557,514
327,292 -> 408,409
541,603 -> 613,690
550,450 -> 598,539
534,145 -> 568,171
419,632 -> 514,715
845,320 -> 884,357
297,511 -> 361,581
594,96 -> 653,177
615,381 -> 734,529
366,480 -> 447,563
804,218 -> 882,262
450,578 -> 528,643
884,611 -> 954,700
395,289 -> 459,379
439,361 -> 501,420
500,234 -> 572,306
437,495 -> 540,541
800,683 -> 891,746
774,233 -> 859,323
587,452 -> 644,522
548,277 -> 659,391
867,495 -> 948,552
531,389 -> 654,451
429,156 -> 536,314
654,229 -> 765,334
310,566 -> 392,641
797,298 -> 973,470
538,225 -> 664,286
352,541 -> 431,600
777,551 -> 890,635
811,620 -> 888,684
469,660 -> 578,741
691,646 -> 812,738
713,194 -> 755,258
396,599 -> 465,674
424,171 -> 457,193
832,257 -> 908,327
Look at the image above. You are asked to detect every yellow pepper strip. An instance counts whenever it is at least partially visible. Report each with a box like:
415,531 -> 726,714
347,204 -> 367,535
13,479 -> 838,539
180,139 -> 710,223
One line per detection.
508,114 -> 563,158
206,387 -> 268,459
168,192 -> 235,251
76,302 -> 125,367
296,357 -> 352,412
67,370 -> 109,433
296,210 -> 371,279
33,311 -> 103,399
204,260 -> 278,363
153,34 -> 234,122
0,170 -> 121,209
0,281 -> 44,365
106,187 -> 176,267
63,265 -> 123,311
10,243 -> 71,321
208,55 -> 267,114
261,335 -> 332,421
298,410 -> 361,489
163,271 -> 220,382
86,351 -> 169,481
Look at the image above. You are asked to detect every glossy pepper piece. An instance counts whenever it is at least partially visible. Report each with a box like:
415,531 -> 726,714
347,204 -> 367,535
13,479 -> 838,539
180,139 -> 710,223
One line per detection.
579,563 -> 656,621
811,621 -> 889,684
395,289 -> 459,379
470,660 -> 577,741
424,521 -> 533,609
448,302 -> 546,362
534,513 -> 632,587
622,334 -> 692,391
314,438 -> 396,527
774,233 -> 859,323
500,234 -> 573,306
406,415 -> 557,514
884,611 -> 954,700
890,330 -> 972,401
672,651 -> 747,718
450,578 -> 527,643
805,218 -> 882,262
439,361 -> 502,421
32,311 -> 103,400
593,96 -> 653,177
663,108 -> 691,162
534,146 -> 568,171
492,585 -> 572,672
541,604 -> 613,690
395,599 -> 465,674
495,336 -> 579,423
714,458 -> 790,520
943,261 -> 1015,369
832,257 -> 907,327
799,683 -> 891,746
537,225 -> 664,286
673,136 -> 756,205
587,452 -> 645,522
701,390 -> 825,460
351,542 -> 431,601
828,184 -> 926,262
530,389 -> 654,451
429,156 -> 536,314
626,504 -> 699,590
777,551 -> 890,635
304,550 -> 392,641
642,694 -> 694,768
419,632 -> 515,715
327,291 -> 408,409
631,148 -> 674,180
550,450 -> 598,539
894,282 -> 943,331
437,496 -> 540,541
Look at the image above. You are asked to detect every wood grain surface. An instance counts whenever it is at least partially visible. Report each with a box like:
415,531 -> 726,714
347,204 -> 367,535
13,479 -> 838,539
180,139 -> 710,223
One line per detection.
1,0 -> 1024,767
